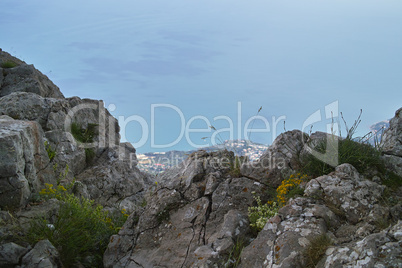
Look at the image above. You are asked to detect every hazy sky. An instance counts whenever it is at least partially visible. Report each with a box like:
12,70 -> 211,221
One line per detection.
1,0 -> 401,152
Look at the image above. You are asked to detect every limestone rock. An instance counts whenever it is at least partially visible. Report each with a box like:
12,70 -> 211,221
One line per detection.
305,164 -> 385,224
239,197 -> 334,267
0,49 -> 25,67
0,119 -> 55,209
20,240 -> 62,268
0,92 -> 120,148
16,199 -> 60,232
0,92 -> 54,128
76,145 -> 149,213
382,107 -> 402,157
45,130 -> 86,179
323,221 -> 402,267
103,150 -> 266,267
380,107 -> 402,177
242,130 -> 308,188
0,242 -> 30,266
0,57 -> 64,98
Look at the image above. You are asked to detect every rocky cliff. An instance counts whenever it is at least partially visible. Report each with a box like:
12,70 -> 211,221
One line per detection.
0,50 -> 401,267
0,50 -> 151,267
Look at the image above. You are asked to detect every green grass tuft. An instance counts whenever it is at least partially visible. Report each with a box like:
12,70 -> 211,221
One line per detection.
303,234 -> 332,268
300,138 -> 383,178
71,122 -> 97,143
222,238 -> 245,267
44,141 -> 56,161
1,60 -> 18,68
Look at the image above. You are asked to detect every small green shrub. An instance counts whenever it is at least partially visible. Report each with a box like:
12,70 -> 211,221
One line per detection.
29,183 -> 127,267
44,141 -> 56,161
71,122 -> 97,143
1,60 -> 18,68
248,194 -> 279,233
303,234 -> 332,268
71,122 -> 98,163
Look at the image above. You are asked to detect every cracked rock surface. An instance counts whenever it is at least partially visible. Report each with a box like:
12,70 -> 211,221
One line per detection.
104,150 -> 268,267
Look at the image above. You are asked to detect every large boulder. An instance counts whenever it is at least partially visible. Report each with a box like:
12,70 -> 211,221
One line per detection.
239,164 -> 393,267
76,143 -> 150,213
0,49 -> 63,99
381,107 -> 402,177
322,221 -> 402,267
304,164 -> 385,224
240,197 -> 334,267
382,107 -> 402,157
0,242 -> 30,267
0,118 -> 55,209
0,92 -> 120,180
241,130 -> 308,188
20,240 -> 62,268
103,150 -> 267,267
0,92 -> 119,141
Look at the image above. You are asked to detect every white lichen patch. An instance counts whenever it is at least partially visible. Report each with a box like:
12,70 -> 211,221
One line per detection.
298,237 -> 310,247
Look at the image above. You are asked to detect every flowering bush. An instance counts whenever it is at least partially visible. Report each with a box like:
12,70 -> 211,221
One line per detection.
28,182 -> 129,267
248,173 -> 308,233
39,183 -> 68,200
276,173 -> 307,206
248,195 -> 279,232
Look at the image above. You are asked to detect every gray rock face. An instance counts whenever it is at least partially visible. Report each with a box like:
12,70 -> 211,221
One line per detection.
305,164 -> 385,224
0,58 -> 64,98
382,107 -> 402,157
0,49 -> 25,67
0,92 -> 120,144
76,144 -> 149,213
239,164 -> 396,267
45,130 -> 86,179
0,92 -> 53,127
239,197 -> 334,268
381,107 -> 402,177
0,242 -> 30,266
16,199 -> 60,232
323,221 -> 402,267
103,150 -> 266,268
0,92 -> 120,181
20,240 -> 62,268
242,130 -> 308,188
0,119 -> 55,209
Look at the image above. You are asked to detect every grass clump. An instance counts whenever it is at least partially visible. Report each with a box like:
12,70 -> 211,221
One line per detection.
222,238 -> 245,267
301,138 -> 383,178
229,155 -> 243,178
70,122 -> 98,163
1,60 -> 18,68
28,183 -> 128,267
44,141 -> 56,161
71,122 -> 98,143
303,234 -> 332,268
